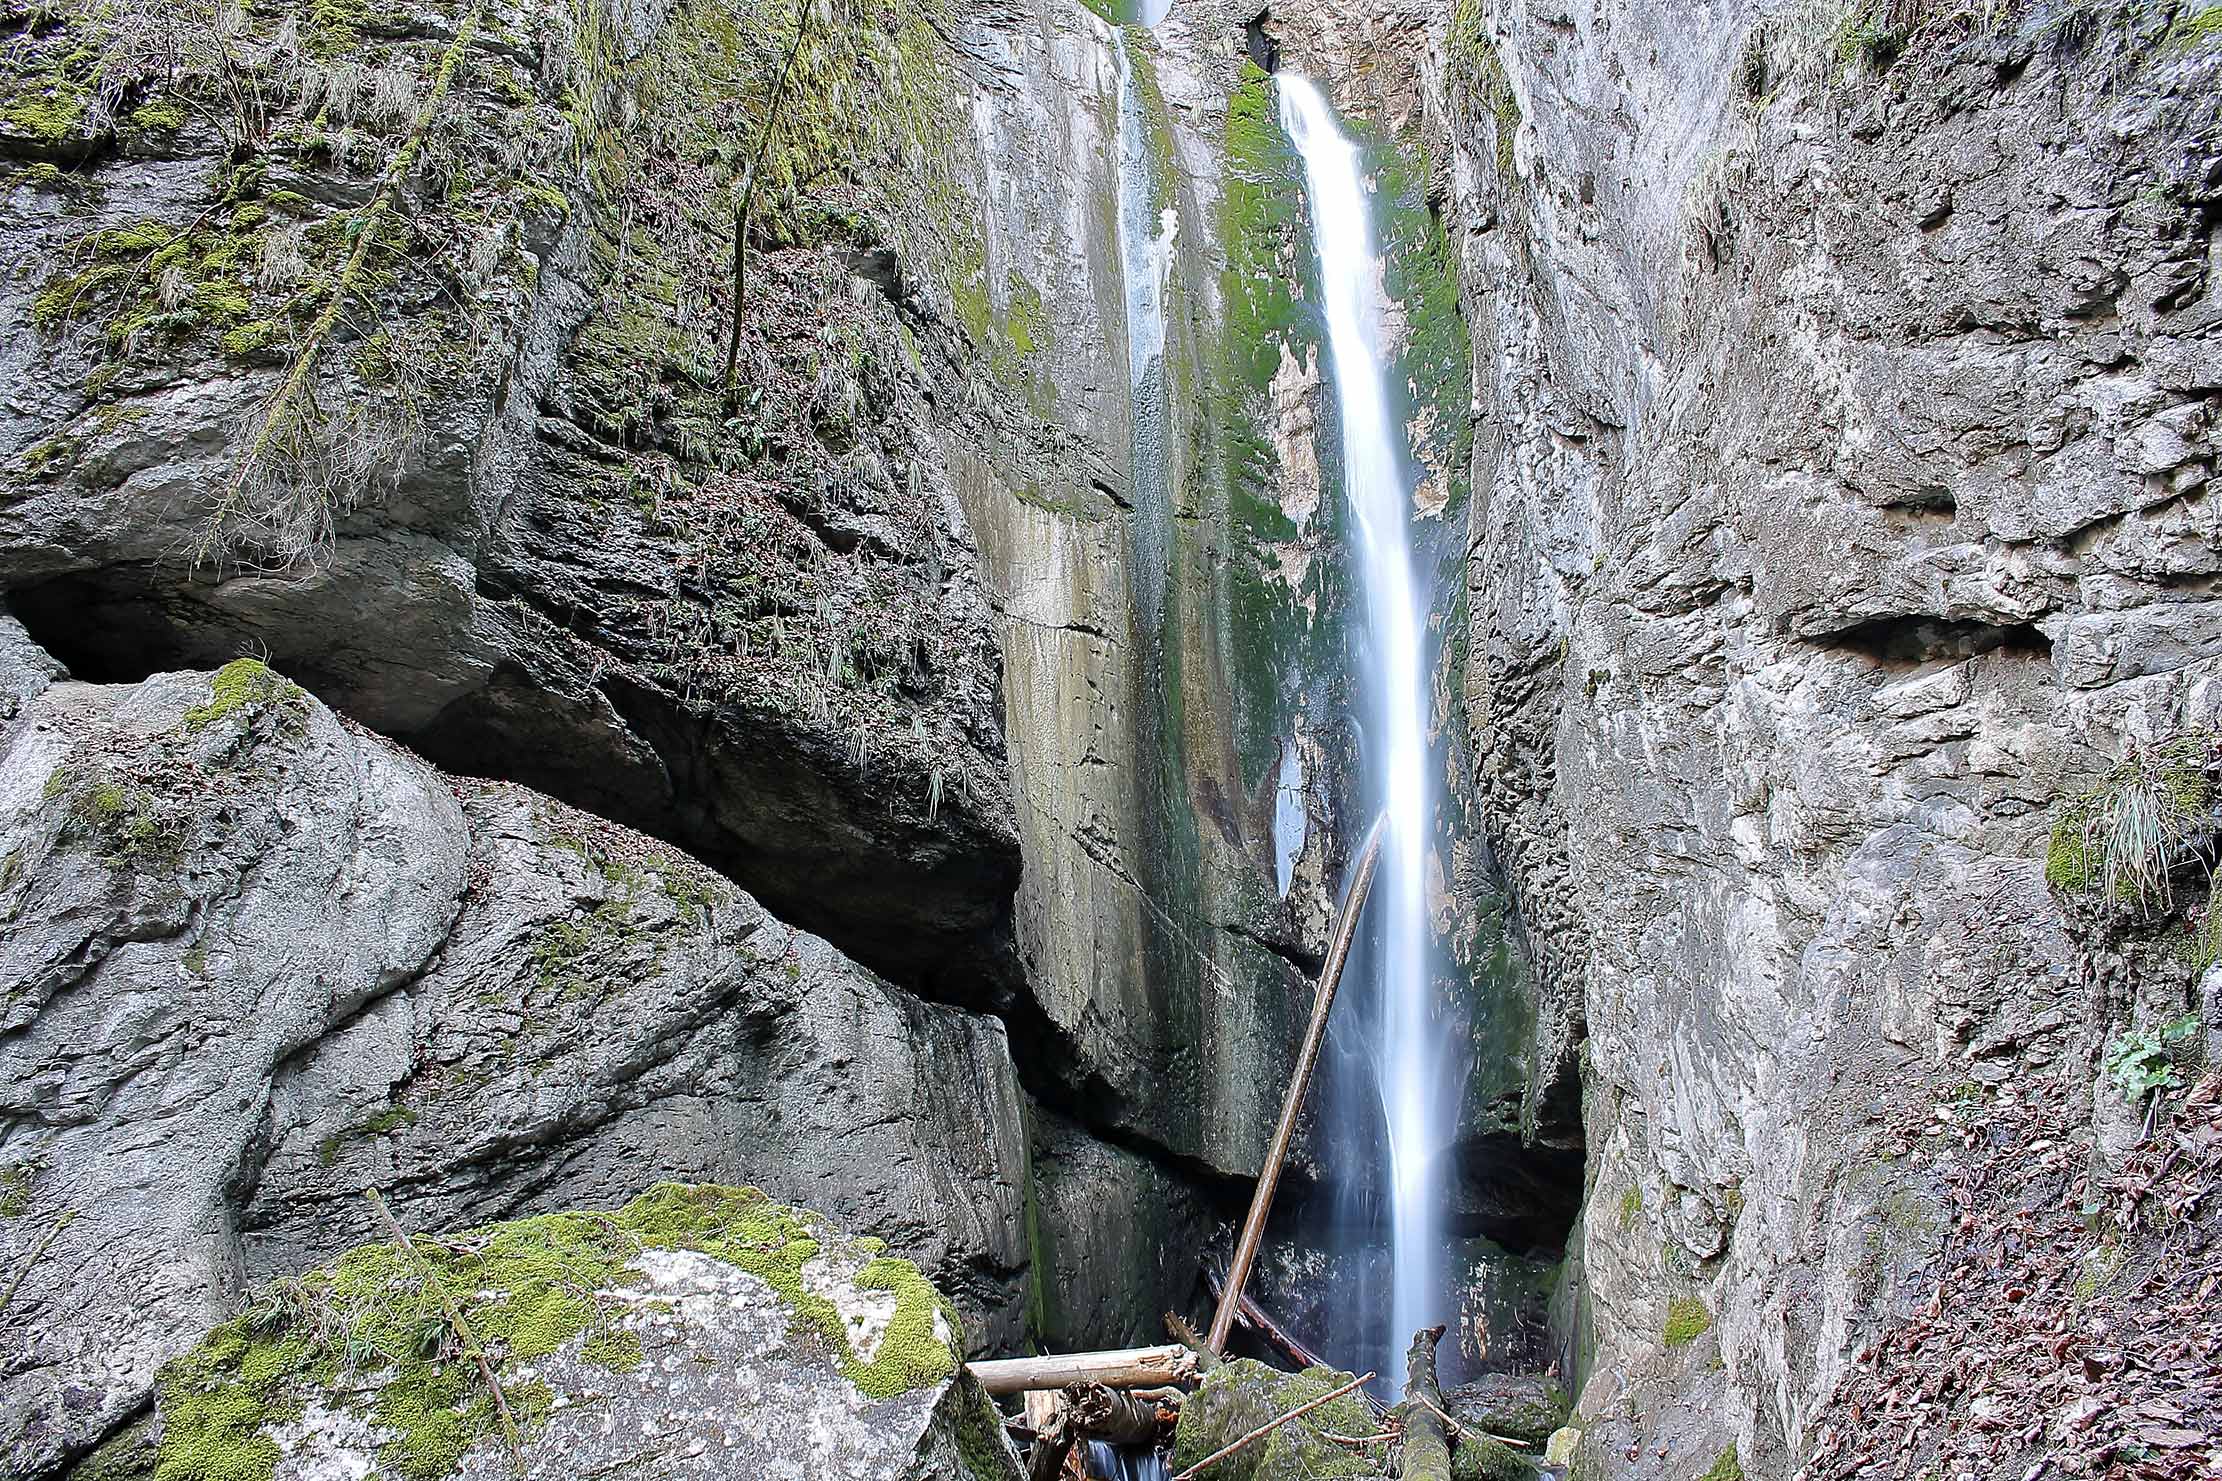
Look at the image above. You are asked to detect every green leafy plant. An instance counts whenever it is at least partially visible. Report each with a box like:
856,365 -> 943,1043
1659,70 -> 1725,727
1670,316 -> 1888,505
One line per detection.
2100,1014 -> 2202,1101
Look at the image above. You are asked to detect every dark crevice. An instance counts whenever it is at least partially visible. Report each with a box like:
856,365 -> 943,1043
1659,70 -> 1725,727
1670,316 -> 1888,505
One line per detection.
7,568 -> 1025,1014
1244,9 -> 1279,73
1805,613 -> 2052,665
1221,917 -> 1325,979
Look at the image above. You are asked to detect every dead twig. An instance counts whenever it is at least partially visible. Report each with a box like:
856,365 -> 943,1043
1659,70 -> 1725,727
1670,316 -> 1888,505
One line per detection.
1412,1392 -> 1531,1449
364,1188 -> 521,1466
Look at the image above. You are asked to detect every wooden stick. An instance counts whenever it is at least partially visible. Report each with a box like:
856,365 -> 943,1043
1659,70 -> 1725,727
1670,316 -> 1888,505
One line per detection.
1399,1326 -> 1452,1481
1205,1266 -> 1327,1370
1168,1370 -> 1375,1481
1165,1313 -> 1221,1373
1206,817 -> 1384,1353
365,1189 -> 521,1462
969,1344 -> 1198,1396
1411,1392 -> 1531,1449
1024,1394 -> 1073,1481
1202,1268 -> 1392,1420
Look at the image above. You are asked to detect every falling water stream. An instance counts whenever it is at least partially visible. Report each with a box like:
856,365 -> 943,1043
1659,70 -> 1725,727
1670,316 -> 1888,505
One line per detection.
1278,74 -> 1444,1393
1096,27 -> 1180,1481
1094,38 -> 1445,1475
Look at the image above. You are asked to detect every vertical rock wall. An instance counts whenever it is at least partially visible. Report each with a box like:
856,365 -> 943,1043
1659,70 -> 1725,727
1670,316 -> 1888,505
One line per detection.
1385,0 -> 2220,1471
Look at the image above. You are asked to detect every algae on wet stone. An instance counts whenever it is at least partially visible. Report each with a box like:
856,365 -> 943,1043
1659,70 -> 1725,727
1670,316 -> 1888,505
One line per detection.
149,1184 -> 968,1481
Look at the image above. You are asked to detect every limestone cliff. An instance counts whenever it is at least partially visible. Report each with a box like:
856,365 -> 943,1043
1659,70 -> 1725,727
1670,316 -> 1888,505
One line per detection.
1384,0 -> 2220,1473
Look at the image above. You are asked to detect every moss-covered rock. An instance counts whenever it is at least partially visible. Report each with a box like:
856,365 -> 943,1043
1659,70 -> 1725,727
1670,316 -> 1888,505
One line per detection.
1169,1359 -> 1389,1481
137,1184 -> 1018,1481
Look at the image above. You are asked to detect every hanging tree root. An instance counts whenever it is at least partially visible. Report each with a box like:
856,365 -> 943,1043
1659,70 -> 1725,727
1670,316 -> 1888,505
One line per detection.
1400,1326 -> 1453,1481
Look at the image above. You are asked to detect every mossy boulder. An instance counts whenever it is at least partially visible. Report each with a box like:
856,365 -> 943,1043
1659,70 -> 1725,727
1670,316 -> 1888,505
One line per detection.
1169,1359 -> 1390,1480
1444,1372 -> 1569,1448
87,1183 -> 1020,1481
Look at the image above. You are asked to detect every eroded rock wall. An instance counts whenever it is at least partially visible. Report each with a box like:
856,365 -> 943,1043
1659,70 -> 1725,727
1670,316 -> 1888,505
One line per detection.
0,0 -> 1344,1377
1395,0 -> 2220,1472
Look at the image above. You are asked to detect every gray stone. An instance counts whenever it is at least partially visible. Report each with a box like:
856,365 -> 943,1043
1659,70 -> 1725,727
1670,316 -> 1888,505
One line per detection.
1444,1372 -> 1570,1448
0,660 -> 1031,1478
68,1184 -> 1023,1481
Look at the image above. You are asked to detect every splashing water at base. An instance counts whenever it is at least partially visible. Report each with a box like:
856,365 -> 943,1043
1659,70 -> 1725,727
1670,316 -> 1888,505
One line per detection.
1085,1441 -> 1171,1481
1277,73 -> 1444,1394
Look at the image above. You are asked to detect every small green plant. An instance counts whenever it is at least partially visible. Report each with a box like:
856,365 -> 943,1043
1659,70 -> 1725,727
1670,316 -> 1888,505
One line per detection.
1833,8 -> 1905,69
1663,1296 -> 1712,1347
2100,1014 -> 2202,1101
2046,733 -> 2217,911
1699,1446 -> 1744,1481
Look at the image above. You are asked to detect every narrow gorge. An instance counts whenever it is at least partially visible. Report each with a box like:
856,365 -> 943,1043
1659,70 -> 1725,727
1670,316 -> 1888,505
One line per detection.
0,0 -> 2215,1478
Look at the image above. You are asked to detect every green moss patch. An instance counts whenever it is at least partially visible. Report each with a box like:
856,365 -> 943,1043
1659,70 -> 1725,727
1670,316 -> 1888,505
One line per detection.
183,659 -> 307,732
1171,1359 -> 1386,1480
1698,1447 -> 1743,1481
151,1183 -> 962,1481
1663,1296 -> 1713,1347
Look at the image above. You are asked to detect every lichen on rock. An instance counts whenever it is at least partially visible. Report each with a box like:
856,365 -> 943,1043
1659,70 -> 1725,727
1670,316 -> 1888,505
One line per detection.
140,1183 -> 1013,1481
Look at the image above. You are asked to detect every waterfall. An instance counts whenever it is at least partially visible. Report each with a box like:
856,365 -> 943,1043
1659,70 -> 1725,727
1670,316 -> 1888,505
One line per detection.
1277,74 -> 1443,1392
1113,28 -> 1177,622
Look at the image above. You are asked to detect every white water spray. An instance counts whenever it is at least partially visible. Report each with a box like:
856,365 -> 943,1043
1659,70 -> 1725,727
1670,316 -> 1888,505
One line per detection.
1277,73 -> 1442,1387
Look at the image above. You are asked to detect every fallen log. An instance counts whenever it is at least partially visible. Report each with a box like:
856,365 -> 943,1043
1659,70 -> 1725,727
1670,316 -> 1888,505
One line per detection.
1206,819 -> 1384,1354
1400,1326 -> 1452,1481
1066,1382 -> 1165,1445
970,1344 -> 1198,1397
1023,1392 -> 1073,1481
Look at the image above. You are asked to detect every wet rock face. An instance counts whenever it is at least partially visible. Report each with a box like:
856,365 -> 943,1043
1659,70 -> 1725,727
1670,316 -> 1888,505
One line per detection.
1395,0 -> 2220,1472
0,655 -> 1029,1478
69,1184 -> 1023,1481
0,0 -> 1325,1373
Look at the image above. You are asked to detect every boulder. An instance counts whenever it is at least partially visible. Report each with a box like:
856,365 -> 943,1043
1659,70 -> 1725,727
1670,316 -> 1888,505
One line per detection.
67,1183 -> 1024,1481
1444,1373 -> 1569,1449
1168,1359 -> 1389,1481
0,656 -> 1030,1478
